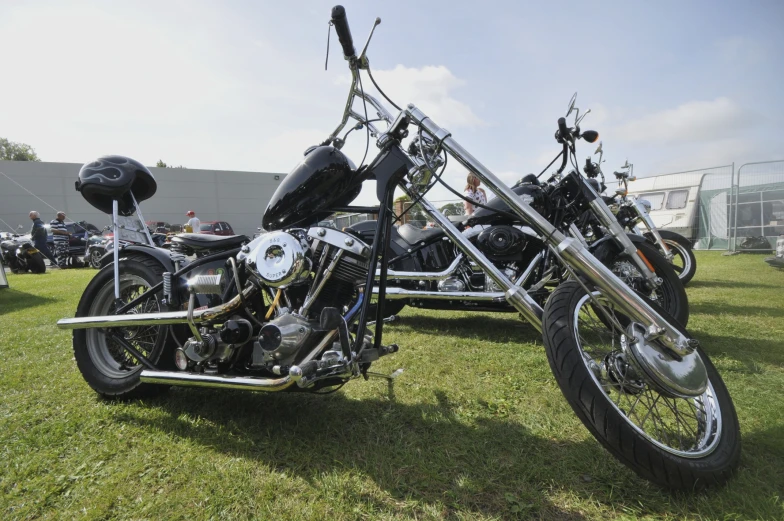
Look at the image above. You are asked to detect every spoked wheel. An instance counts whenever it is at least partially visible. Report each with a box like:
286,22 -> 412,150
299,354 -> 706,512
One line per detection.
609,241 -> 689,327
89,249 -> 104,269
663,238 -> 697,286
542,281 -> 740,490
73,257 -> 170,399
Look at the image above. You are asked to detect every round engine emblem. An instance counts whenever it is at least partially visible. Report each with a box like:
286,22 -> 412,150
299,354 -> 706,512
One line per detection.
247,231 -> 309,287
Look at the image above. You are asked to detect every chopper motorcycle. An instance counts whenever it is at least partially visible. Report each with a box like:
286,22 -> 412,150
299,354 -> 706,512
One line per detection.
58,6 -> 739,490
1,234 -> 47,274
347,128 -> 688,326
587,151 -> 698,285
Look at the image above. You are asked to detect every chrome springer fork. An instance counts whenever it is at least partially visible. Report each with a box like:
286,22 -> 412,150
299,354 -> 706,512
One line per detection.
402,105 -> 695,357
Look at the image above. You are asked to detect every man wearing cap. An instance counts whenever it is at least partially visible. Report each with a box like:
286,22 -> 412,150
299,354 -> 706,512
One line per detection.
185,210 -> 201,234
49,211 -> 70,268
28,211 -> 57,266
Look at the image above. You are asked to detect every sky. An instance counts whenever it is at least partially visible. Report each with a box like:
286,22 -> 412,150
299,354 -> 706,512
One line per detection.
1,0 -> 783,206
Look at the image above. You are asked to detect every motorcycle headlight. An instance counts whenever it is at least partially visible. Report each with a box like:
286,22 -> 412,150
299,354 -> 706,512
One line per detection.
637,199 -> 652,213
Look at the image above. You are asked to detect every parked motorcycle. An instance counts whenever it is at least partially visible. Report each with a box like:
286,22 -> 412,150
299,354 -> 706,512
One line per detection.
88,229 -> 168,269
1,234 -> 46,274
589,150 -> 697,285
58,7 -> 739,490
349,140 -> 689,325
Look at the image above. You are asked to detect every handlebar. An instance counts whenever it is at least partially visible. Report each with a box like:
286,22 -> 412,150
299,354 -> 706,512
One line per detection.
331,5 -> 356,59
556,117 -> 570,142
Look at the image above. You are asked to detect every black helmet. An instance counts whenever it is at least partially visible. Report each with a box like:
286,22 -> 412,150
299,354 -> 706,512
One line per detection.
75,155 -> 157,216
262,146 -> 361,231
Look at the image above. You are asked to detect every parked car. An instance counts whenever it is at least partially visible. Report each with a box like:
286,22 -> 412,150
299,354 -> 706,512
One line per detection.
145,221 -> 170,233
198,221 -> 235,235
45,221 -> 101,257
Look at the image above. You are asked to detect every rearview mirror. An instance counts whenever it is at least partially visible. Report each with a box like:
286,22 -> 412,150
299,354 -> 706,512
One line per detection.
566,92 -> 577,117
595,141 -> 603,155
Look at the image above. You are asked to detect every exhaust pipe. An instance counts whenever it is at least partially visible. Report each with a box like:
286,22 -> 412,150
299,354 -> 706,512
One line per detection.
373,286 -> 505,301
140,330 -> 336,392
57,285 -> 256,330
376,254 -> 463,281
140,370 -> 296,392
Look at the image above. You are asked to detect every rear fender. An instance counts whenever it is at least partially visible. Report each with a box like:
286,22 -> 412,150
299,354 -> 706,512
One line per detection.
100,244 -> 176,272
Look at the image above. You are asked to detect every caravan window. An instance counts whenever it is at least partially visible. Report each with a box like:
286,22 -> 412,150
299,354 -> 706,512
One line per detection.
639,192 -> 665,211
666,189 -> 689,210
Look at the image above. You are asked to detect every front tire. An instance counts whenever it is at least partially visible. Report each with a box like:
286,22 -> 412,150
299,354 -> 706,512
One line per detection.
606,241 -> 689,327
542,281 -> 740,490
646,231 -> 697,286
89,249 -> 104,269
72,256 -> 170,399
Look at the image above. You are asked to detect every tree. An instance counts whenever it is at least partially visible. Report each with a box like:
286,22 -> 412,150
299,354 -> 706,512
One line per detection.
0,138 -> 40,161
439,202 -> 465,216
155,160 -> 186,168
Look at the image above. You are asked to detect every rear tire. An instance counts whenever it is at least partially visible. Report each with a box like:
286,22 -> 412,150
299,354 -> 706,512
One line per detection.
72,256 -> 171,399
28,253 -> 46,274
542,281 -> 740,490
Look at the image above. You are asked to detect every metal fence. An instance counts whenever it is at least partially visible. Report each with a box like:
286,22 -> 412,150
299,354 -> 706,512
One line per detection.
731,160 -> 784,251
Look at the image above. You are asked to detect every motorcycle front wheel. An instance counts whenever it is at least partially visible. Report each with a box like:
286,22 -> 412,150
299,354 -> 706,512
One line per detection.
607,241 -> 689,327
646,231 -> 697,286
72,256 -> 171,399
89,248 -> 104,269
542,281 -> 740,490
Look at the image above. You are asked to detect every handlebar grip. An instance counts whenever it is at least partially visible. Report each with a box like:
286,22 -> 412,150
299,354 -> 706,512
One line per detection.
331,5 -> 356,58
557,117 -> 570,140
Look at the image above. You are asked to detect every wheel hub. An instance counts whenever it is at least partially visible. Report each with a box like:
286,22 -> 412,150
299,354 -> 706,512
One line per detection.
621,323 -> 708,398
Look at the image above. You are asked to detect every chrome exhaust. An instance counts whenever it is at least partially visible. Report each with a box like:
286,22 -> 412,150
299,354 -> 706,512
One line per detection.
140,330 -> 336,392
373,286 -> 505,301
140,371 -> 296,392
57,285 -> 256,330
376,254 -> 463,281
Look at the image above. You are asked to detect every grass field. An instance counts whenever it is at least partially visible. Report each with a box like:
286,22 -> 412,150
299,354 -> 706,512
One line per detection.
1,252 -> 783,520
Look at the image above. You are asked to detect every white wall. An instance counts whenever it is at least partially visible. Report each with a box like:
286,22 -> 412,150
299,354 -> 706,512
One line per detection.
0,160 -> 285,237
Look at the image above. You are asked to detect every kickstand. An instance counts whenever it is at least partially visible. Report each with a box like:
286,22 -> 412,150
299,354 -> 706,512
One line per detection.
364,368 -> 404,398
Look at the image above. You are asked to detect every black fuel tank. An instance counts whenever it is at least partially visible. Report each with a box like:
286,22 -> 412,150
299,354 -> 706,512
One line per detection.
262,146 -> 365,231
471,183 -> 546,224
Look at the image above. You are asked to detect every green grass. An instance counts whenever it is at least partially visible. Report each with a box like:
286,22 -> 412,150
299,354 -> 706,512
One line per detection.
1,252 -> 783,520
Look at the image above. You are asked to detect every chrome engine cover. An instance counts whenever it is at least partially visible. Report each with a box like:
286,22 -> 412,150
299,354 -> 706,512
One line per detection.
246,231 -> 310,288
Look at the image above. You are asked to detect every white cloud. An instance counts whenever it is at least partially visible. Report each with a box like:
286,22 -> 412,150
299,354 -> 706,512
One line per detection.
359,65 -> 484,129
616,98 -> 755,144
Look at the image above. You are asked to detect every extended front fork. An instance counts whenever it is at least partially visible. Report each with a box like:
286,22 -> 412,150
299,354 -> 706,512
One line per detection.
630,201 -> 674,262
403,105 -> 695,358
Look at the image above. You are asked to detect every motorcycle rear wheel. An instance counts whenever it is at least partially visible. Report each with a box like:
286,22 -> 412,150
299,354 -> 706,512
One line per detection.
28,252 -> 46,274
72,256 -> 170,399
542,281 -> 740,490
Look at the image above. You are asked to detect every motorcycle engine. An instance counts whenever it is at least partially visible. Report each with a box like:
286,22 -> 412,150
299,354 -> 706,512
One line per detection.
475,225 -> 528,260
237,227 -> 371,369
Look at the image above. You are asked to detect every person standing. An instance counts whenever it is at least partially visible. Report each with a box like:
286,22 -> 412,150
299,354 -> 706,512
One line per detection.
463,173 -> 487,215
28,211 -> 57,266
49,211 -> 70,268
185,210 -> 201,234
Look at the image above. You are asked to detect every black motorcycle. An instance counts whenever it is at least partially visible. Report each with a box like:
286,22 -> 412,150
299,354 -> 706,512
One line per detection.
1,235 -> 47,274
58,6 -> 739,491
590,150 -> 698,285
349,132 -> 688,326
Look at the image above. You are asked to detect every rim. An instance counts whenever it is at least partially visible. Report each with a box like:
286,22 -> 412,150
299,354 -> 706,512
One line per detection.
85,274 -> 162,378
90,250 -> 103,267
664,239 -> 692,279
574,292 -> 721,458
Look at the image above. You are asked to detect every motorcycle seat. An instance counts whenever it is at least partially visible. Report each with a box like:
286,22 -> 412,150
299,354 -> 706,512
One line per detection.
171,233 -> 248,251
397,224 -> 444,245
